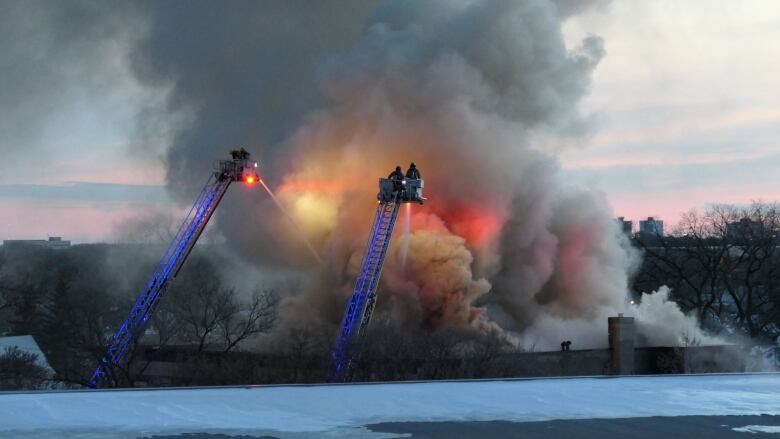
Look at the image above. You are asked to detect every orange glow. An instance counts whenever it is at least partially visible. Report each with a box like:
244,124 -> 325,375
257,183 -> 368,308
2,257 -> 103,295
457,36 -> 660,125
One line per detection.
246,176 -> 255,184
278,177 -> 362,196
441,202 -> 505,247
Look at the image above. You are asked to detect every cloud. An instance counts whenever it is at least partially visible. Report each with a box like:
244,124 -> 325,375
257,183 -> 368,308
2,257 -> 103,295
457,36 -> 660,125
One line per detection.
0,0 -> 728,349
0,182 -> 171,204
0,1 -> 146,157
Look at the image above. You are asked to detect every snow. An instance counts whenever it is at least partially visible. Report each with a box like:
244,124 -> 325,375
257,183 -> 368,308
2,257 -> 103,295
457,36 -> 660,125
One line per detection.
1,374 -> 779,437
732,425 -> 780,434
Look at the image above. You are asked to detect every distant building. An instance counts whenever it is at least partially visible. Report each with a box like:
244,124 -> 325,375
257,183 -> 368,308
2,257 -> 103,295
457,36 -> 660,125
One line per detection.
617,217 -> 633,237
726,218 -> 763,241
2,236 -> 71,250
639,217 -> 664,238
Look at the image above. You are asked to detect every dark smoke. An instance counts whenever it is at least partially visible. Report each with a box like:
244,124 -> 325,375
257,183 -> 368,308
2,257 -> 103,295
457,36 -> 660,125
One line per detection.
1,0 -> 722,350
129,1 -> 377,191
126,0 -> 379,267
0,1 -> 141,161
127,0 -> 721,348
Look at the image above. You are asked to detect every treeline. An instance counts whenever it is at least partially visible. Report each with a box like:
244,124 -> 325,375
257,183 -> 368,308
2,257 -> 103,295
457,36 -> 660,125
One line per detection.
3,202 -> 780,390
633,202 -> 780,341
0,241 -> 517,389
123,322 -> 512,386
0,244 -> 276,389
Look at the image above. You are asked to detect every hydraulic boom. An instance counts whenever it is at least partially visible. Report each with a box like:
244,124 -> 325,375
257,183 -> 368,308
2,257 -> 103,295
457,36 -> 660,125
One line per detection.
88,149 -> 259,388
331,174 -> 425,381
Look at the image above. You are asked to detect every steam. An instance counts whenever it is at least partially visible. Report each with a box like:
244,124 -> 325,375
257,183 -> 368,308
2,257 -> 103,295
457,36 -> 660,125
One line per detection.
633,287 -> 723,347
127,0 -> 718,349
400,204 -> 411,269
257,178 -> 324,266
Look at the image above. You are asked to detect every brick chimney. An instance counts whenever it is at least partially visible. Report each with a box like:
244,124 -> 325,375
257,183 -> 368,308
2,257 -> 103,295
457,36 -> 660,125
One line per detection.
608,314 -> 635,375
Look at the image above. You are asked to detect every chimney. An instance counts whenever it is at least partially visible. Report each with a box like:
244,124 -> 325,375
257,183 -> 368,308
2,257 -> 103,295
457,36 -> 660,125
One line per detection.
608,314 -> 635,375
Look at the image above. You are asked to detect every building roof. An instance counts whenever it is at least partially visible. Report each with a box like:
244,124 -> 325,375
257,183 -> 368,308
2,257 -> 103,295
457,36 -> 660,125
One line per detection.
0,374 -> 778,437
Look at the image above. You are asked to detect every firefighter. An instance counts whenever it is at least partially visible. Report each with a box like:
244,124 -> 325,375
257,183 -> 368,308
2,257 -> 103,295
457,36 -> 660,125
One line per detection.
388,165 -> 404,191
230,147 -> 250,160
406,162 -> 421,179
388,165 -> 404,180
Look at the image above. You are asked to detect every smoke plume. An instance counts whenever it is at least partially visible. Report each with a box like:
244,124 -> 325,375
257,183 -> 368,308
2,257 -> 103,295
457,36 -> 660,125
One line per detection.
633,287 -> 723,347
129,0 -> 717,349
0,0 -> 148,172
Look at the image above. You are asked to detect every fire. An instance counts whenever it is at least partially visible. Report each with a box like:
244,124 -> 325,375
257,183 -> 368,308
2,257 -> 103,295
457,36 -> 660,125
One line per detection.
245,176 -> 255,184
440,202 -> 505,248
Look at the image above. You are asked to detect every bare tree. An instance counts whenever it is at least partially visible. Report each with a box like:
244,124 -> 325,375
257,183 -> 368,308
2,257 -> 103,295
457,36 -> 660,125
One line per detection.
127,255 -> 279,385
635,209 -> 729,325
37,248 -> 119,387
416,329 -> 463,380
634,202 -> 780,340
0,253 -> 10,316
461,329 -> 509,378
716,203 -> 780,338
354,320 -> 420,381
221,288 -> 278,352
273,323 -> 331,383
0,256 -> 13,333
352,322 -> 511,382
0,346 -> 50,390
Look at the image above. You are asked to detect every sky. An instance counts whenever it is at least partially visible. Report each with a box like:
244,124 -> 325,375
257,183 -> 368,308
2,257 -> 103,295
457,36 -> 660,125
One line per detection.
1,1 -> 779,242
561,1 -> 780,225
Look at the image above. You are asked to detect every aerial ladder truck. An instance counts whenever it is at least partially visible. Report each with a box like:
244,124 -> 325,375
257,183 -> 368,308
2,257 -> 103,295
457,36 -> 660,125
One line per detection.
331,171 -> 425,381
88,149 -> 260,388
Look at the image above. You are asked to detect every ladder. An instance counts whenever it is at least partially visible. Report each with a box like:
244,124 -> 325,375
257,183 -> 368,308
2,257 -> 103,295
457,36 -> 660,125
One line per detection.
88,153 -> 257,388
331,193 -> 402,381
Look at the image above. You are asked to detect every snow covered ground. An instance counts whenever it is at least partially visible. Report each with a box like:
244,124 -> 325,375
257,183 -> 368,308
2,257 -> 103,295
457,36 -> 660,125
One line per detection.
1,374 -> 779,438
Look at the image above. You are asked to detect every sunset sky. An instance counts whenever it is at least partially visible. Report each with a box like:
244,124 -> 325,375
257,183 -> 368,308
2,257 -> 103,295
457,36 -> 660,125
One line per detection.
562,1 -> 780,224
1,1 -> 779,242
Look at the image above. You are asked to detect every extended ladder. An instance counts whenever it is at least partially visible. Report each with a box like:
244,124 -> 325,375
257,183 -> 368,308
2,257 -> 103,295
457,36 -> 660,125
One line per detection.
331,176 -> 425,381
88,152 -> 258,388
